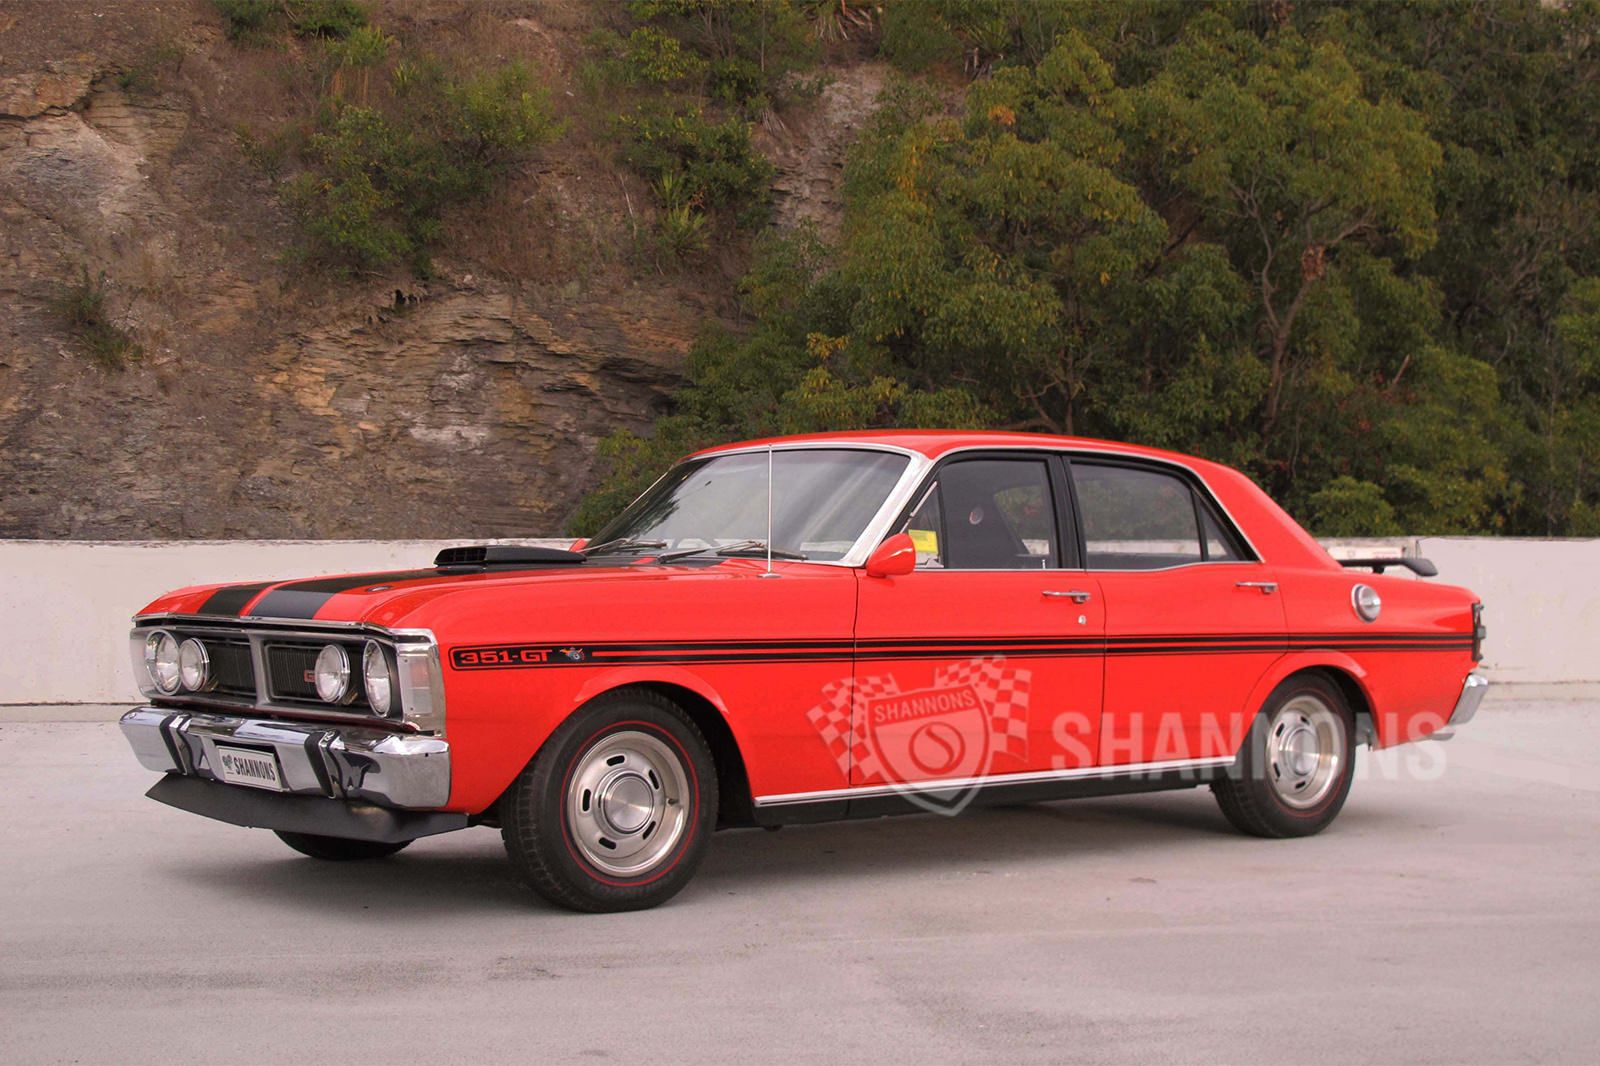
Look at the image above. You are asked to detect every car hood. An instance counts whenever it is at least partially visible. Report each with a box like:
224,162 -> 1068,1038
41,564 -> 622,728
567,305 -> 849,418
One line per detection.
137,559 -> 731,627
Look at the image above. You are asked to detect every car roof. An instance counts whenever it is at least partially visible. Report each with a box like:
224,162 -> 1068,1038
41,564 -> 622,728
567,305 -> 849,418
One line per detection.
692,430 -> 1341,572
691,430 -> 1207,467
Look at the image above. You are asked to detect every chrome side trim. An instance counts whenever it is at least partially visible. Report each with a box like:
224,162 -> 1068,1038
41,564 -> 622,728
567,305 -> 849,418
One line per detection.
119,707 -> 451,809
753,754 -> 1236,808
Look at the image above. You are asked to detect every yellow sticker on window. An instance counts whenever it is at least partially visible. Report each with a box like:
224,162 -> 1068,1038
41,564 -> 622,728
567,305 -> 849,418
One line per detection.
908,529 -> 939,554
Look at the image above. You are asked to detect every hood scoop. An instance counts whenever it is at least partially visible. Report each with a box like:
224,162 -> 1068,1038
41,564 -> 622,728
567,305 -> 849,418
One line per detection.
434,545 -> 586,568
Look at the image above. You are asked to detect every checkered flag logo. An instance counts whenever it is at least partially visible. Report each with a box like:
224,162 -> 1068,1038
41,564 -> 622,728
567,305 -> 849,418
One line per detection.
805,656 -> 1031,781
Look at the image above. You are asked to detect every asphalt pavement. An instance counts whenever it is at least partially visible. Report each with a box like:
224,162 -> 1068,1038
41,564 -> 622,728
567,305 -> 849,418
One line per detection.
1,694 -> 1595,1065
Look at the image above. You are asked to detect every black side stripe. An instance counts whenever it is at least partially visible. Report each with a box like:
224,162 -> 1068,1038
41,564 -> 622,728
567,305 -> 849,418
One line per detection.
447,635 -> 1474,670
446,632 -> 1468,655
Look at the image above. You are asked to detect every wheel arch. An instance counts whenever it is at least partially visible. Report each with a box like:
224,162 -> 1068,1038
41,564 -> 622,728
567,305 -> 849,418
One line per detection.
560,670 -> 758,829
1245,652 -> 1379,746
628,680 -> 758,829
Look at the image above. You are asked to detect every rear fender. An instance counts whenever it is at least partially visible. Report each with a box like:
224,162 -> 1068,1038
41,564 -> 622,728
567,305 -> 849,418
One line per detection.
1242,651 -> 1383,745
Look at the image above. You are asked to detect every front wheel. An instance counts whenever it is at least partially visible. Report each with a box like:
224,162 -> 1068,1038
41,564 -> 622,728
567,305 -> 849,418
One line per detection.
274,831 -> 411,860
1212,674 -> 1355,838
500,687 -> 717,912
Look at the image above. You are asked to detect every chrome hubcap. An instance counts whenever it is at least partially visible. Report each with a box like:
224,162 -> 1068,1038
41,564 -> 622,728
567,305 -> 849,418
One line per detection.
1266,695 -> 1344,809
566,730 -> 690,877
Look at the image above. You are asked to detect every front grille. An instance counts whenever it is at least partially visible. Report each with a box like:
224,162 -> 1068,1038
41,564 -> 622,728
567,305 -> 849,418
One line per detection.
139,623 -> 390,719
205,639 -> 255,697
265,643 -> 322,702
264,641 -> 370,709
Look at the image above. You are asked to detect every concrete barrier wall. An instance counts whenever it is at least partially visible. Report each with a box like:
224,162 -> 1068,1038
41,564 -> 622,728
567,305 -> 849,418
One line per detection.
1,536 -> 1594,704
0,539 -> 573,705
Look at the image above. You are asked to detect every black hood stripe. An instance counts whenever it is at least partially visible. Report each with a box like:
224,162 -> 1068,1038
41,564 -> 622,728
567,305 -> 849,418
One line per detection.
198,582 -> 275,617
236,557 -> 728,620
244,566 -> 596,619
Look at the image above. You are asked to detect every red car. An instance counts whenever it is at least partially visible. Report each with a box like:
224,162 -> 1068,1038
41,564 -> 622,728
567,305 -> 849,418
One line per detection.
121,431 -> 1487,911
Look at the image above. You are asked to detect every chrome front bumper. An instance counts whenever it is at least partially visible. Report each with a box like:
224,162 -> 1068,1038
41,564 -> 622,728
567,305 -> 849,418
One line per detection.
120,707 -> 450,809
1433,672 -> 1489,741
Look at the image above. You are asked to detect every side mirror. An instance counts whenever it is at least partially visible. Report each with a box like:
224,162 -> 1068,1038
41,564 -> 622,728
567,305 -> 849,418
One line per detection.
865,533 -> 917,578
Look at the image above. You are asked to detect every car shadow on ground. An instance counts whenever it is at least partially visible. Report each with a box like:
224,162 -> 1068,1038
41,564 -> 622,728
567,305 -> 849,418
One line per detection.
161,787 -> 1407,918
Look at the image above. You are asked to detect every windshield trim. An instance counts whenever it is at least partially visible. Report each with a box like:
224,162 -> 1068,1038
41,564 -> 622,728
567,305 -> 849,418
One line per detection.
596,443 -> 933,569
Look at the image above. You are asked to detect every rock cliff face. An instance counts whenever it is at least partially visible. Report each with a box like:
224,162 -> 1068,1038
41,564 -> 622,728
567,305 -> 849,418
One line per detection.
0,1 -> 872,538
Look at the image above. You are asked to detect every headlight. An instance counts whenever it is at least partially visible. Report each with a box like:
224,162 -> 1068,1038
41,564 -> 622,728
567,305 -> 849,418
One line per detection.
145,631 -> 181,694
363,640 -> 395,716
178,638 -> 211,692
314,644 -> 351,703
1352,583 -> 1382,622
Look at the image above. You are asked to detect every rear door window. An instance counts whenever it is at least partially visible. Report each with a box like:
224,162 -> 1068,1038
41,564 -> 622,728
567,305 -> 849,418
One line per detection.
1072,462 -> 1208,571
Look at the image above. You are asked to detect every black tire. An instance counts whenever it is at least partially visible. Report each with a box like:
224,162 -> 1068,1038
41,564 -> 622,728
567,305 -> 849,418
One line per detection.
274,831 -> 412,860
1212,673 -> 1355,838
500,687 -> 717,913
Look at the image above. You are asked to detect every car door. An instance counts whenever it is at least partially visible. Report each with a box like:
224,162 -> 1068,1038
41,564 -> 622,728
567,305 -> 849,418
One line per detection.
852,453 -> 1106,797
1070,457 -> 1286,768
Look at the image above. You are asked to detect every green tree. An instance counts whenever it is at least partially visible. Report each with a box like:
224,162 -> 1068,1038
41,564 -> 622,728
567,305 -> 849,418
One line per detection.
573,0 -> 1600,539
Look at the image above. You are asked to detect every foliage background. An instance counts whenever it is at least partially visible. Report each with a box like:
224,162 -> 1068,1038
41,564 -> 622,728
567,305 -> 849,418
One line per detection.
12,0 -> 1596,541
570,0 -> 1600,540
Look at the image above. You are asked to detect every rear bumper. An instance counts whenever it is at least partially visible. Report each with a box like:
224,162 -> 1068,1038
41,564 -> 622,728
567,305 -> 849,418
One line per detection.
1433,672 -> 1488,741
120,707 -> 451,809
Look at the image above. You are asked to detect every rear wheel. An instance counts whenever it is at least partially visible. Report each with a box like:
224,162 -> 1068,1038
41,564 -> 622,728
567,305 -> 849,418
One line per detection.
274,831 -> 411,861
500,687 -> 717,913
1212,674 -> 1355,838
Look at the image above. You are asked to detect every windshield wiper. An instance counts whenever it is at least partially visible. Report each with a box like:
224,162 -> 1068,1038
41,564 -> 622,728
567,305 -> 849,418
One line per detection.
657,540 -> 808,562
580,537 -> 669,557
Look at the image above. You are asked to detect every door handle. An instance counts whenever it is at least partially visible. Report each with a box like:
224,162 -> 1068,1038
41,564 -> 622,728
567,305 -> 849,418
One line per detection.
1236,581 -> 1278,595
1044,589 -> 1093,604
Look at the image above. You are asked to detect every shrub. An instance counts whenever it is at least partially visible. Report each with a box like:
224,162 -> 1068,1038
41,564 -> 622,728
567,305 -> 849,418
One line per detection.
215,0 -> 367,44
624,0 -> 818,114
877,0 -> 963,73
287,0 -> 368,39
287,61 -> 561,273
114,41 -> 185,95
655,203 -> 709,263
234,123 -> 298,180
624,26 -> 707,84
618,105 -> 773,221
215,0 -> 280,41
51,268 -> 141,370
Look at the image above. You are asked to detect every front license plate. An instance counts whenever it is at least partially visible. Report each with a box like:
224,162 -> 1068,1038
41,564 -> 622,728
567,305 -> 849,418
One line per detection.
214,745 -> 285,791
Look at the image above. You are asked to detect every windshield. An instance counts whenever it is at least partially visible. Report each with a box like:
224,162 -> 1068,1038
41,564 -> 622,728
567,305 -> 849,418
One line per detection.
589,448 -> 910,562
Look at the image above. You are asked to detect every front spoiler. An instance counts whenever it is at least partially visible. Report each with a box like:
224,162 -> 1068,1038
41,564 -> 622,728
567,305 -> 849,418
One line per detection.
147,775 -> 467,843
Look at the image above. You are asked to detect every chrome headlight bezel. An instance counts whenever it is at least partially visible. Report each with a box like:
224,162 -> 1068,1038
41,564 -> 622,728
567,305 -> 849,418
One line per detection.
145,630 -> 181,695
362,639 -> 397,717
313,643 -> 351,703
177,637 -> 212,693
